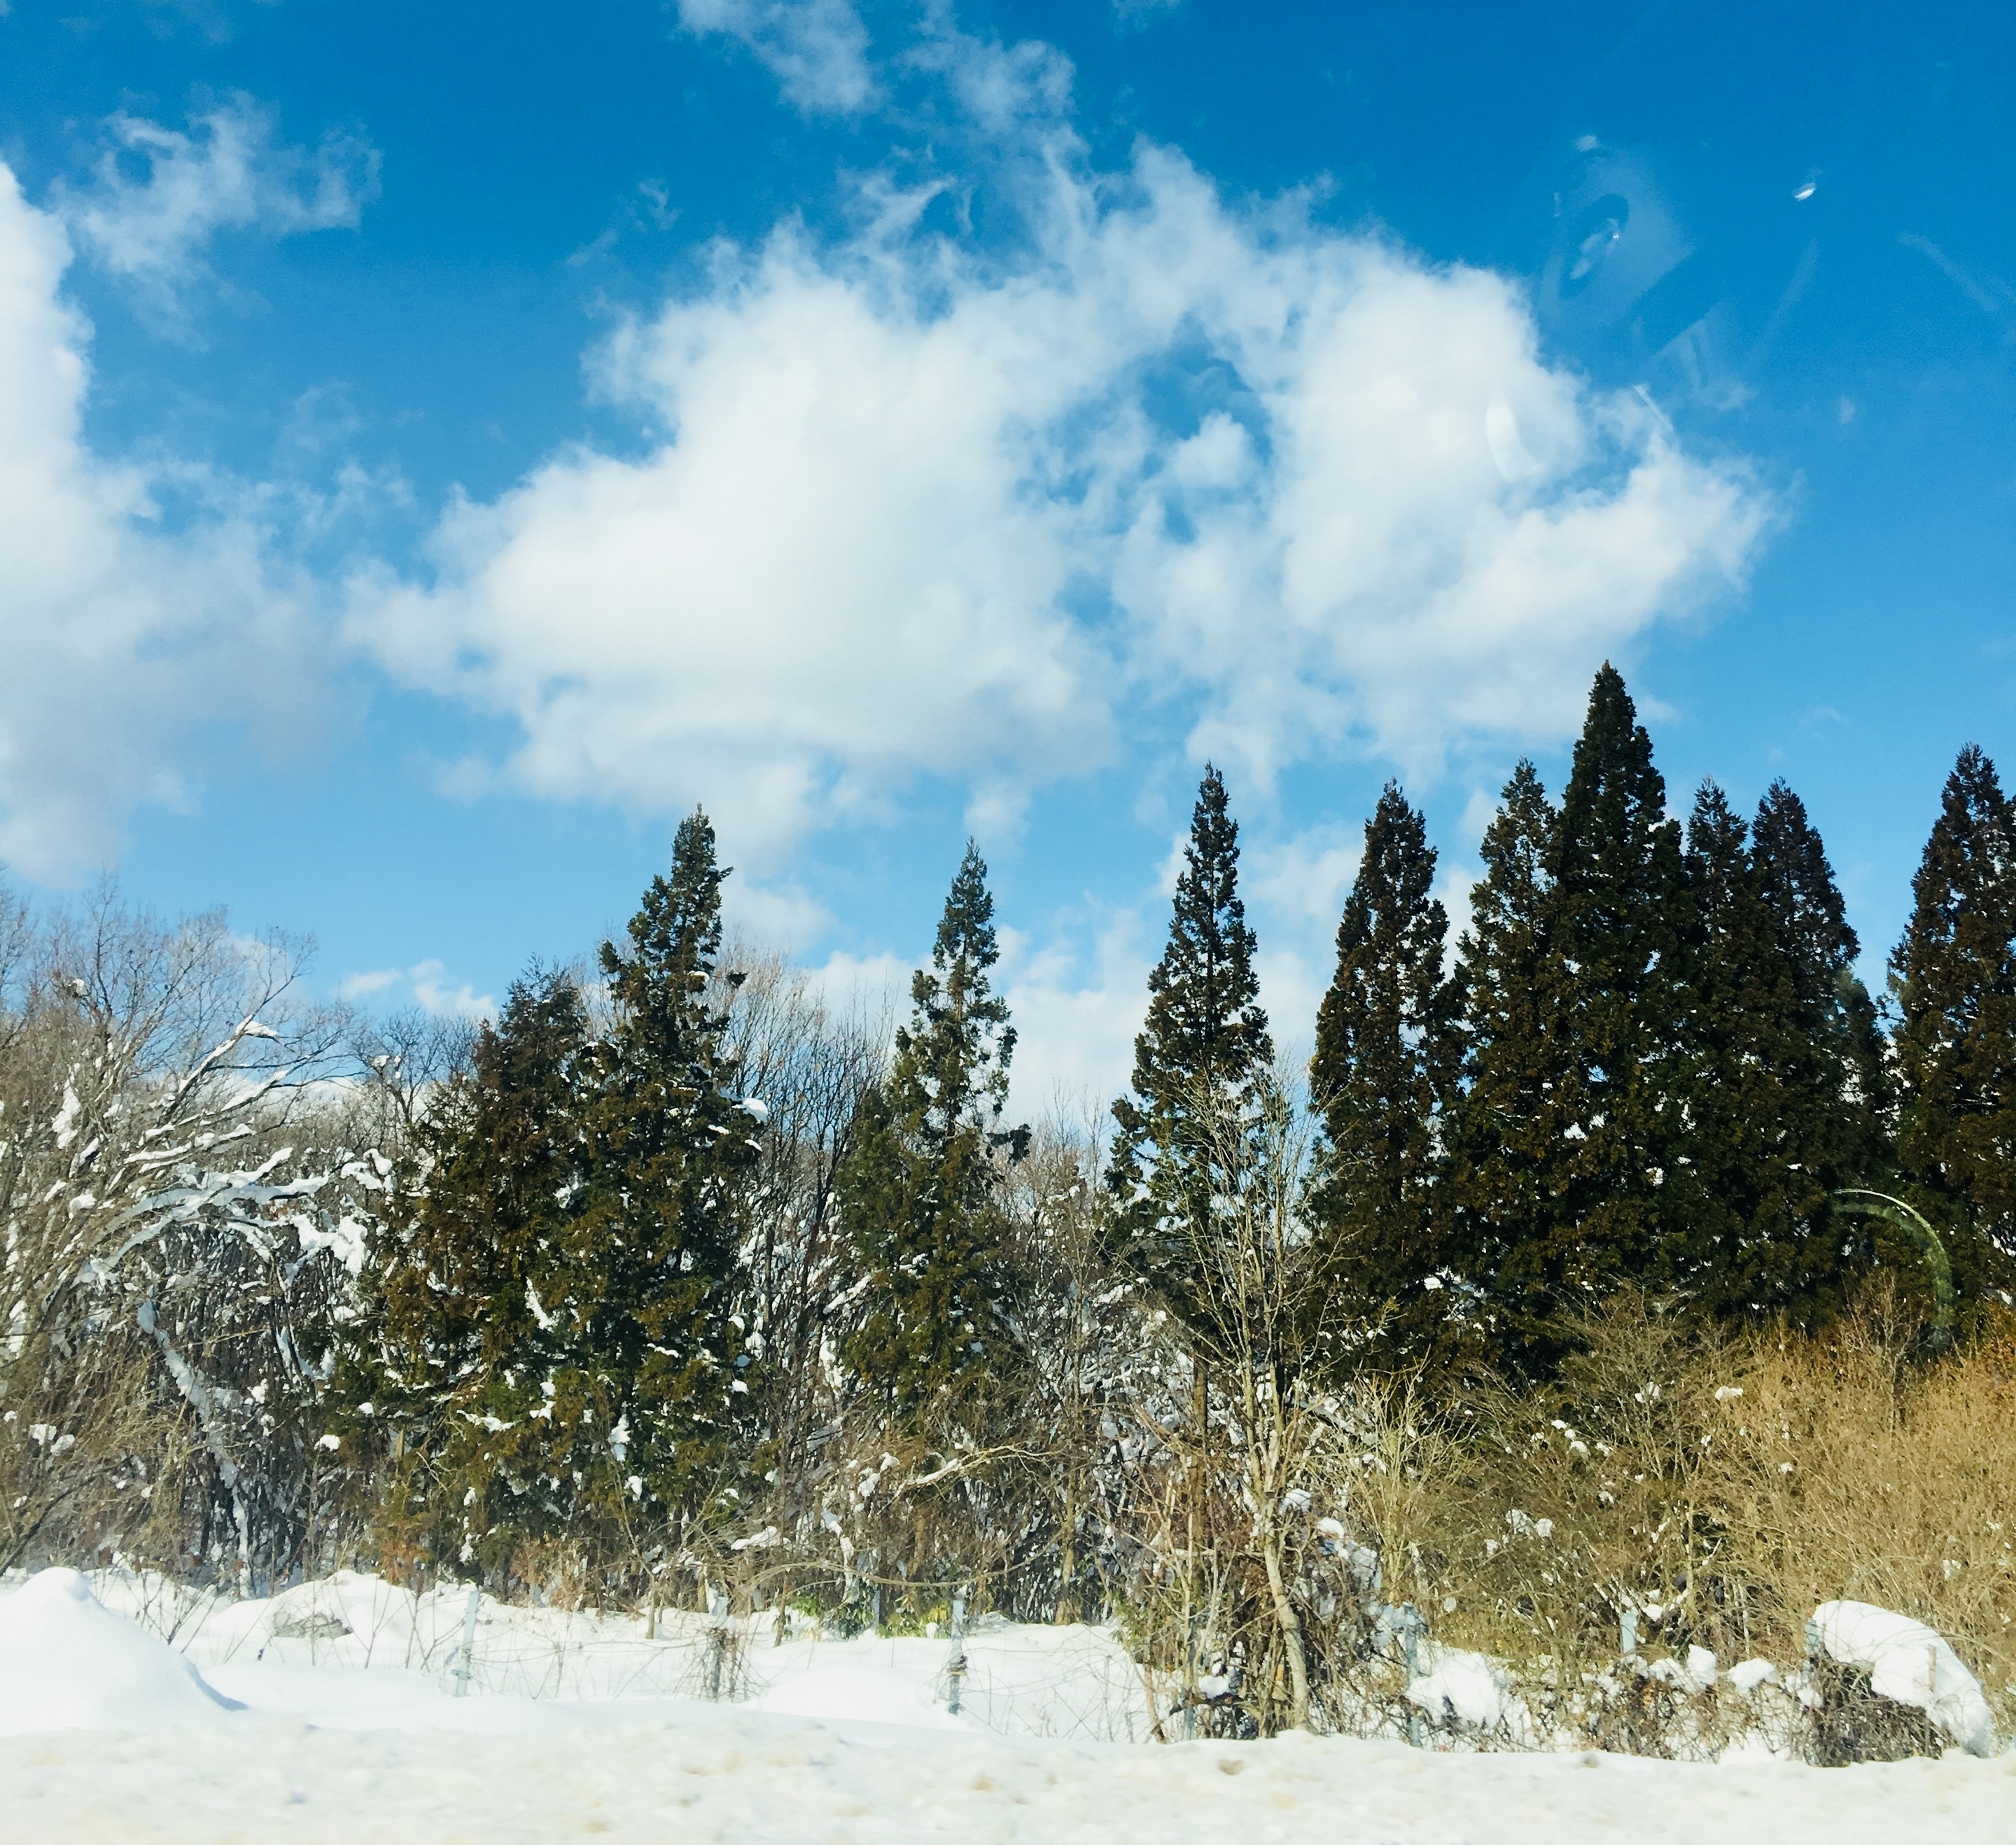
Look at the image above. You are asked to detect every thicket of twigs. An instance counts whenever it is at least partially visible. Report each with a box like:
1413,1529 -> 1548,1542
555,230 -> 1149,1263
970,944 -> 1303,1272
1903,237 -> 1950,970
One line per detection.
4,886 -> 2010,1760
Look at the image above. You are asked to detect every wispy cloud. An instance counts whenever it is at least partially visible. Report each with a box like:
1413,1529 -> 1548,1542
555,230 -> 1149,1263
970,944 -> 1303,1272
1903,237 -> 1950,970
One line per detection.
674,0 -> 878,115
339,960 -> 496,1020
1898,232 -> 2016,328
55,93 -> 379,318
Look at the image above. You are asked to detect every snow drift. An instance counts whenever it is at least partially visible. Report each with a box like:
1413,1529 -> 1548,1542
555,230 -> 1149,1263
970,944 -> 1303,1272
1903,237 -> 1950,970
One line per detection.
0,1568 -> 236,1734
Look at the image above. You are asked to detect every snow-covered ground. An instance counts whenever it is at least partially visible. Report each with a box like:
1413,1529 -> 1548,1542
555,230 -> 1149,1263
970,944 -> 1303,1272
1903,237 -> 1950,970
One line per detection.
3,1568 -> 2012,1842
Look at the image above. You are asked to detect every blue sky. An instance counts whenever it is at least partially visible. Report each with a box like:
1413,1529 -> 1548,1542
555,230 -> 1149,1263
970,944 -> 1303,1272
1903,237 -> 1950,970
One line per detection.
2,1 -> 2012,1108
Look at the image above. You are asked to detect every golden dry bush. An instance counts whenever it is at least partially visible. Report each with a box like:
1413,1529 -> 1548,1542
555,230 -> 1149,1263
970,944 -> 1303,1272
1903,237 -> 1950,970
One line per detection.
1712,1305 -> 2016,1727
1394,1295 -> 2016,1744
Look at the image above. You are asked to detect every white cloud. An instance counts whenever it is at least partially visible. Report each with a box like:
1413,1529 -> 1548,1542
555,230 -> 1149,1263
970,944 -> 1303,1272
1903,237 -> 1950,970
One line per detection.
339,959 -> 496,1021
407,959 -> 496,1020
57,94 -> 379,312
1244,823 -> 1362,941
346,208 -> 1116,864
0,165 -> 326,881
335,967 -> 401,999
676,0 -> 878,115
350,134 -> 1769,869
997,910 -> 1152,1121
722,875 -> 832,953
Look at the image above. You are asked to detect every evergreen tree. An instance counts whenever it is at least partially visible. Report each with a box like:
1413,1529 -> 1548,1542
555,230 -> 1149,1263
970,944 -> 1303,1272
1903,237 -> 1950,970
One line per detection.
578,807 -> 761,1511
1889,745 -> 2016,1289
1534,664 -> 1688,1312
1669,781 -> 1868,1319
1753,779 -> 1884,1088
370,968 -> 601,1573
368,812 -> 762,1579
1107,765 -> 1273,1328
1308,781 -> 1457,1369
1742,780 -> 1889,1305
1444,759 -> 1562,1363
1449,668 -> 1687,1371
840,842 -> 1026,1420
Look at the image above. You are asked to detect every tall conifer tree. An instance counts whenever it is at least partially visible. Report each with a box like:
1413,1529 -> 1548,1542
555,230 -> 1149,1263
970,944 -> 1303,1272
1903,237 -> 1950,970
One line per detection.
1308,782 -> 1457,1368
1445,761 -> 1562,1363
1890,745 -> 2016,1286
580,807 -> 760,1509
840,843 -> 1026,1420
1534,664 -> 1687,1309
1753,780 -> 1884,1097
1669,782 -> 1865,1319
370,969 -> 602,1571
1107,765 -> 1273,1328
1450,669 -> 1686,1370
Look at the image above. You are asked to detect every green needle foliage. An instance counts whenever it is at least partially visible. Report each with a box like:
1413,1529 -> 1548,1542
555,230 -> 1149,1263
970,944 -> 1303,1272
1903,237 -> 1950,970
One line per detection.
363,811 -> 759,1580
1889,745 -> 2016,1310
840,841 -> 1027,1424
1538,664 -> 1689,1314
581,806 -> 761,1510
1107,764 -> 1273,1333
1308,780 -> 1459,1375
1446,757 -> 1562,1367
1446,668 -> 1690,1373
368,967 -> 603,1573
1671,781 -> 1868,1321
1669,778 -> 1891,1324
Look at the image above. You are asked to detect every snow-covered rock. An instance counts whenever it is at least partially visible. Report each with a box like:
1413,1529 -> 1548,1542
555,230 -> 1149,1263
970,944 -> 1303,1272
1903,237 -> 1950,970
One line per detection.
1807,1600 -> 1996,1758
1406,1649 -> 1532,1738
0,1568 -> 236,1734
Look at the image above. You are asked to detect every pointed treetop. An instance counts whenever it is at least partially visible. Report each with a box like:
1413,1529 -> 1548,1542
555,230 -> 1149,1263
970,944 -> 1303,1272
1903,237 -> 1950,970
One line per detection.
1472,759 -> 1555,908
1889,743 -> 2016,1038
1314,779 -> 1448,1109
1753,780 -> 1860,1004
897,839 -> 1020,1148
1130,764 -> 1273,1099
1557,664 -> 1669,876
601,807 -> 729,1018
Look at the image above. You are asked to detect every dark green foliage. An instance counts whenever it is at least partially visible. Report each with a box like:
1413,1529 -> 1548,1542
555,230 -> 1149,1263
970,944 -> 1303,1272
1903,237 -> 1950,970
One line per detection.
1889,746 -> 2016,1295
1446,759 -> 1562,1359
579,807 -> 760,1507
1751,779 -> 1889,1159
1308,781 -> 1458,1370
1452,668 -> 1690,1369
1448,707 -> 1902,1369
1669,783 -> 1872,1320
1539,664 -> 1689,1297
1107,765 -> 1273,1328
369,968 -> 603,1569
840,842 -> 1026,1420
365,811 -> 759,1577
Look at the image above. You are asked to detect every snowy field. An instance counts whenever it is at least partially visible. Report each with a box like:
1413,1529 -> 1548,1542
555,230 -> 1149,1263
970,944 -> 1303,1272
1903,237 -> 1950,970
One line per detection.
3,1569 -> 2012,1843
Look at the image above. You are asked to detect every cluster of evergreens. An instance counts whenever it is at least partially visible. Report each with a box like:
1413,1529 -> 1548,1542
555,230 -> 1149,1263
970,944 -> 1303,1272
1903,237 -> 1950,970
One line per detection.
324,664 -> 2014,1593
6,661 -> 2015,1737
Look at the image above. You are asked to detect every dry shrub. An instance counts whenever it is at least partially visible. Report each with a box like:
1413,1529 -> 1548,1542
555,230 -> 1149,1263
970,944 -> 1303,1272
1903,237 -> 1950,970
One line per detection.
1407,1292 -> 2016,1751
1714,1299 -> 2016,1725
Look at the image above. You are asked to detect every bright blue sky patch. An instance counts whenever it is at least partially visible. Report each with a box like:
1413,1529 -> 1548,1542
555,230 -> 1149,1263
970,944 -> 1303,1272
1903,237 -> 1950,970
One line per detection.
3,1 -> 2012,1108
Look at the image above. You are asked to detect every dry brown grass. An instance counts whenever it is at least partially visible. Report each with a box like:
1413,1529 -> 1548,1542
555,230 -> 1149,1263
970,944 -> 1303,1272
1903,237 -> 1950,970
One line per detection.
1389,1292 -> 2016,1747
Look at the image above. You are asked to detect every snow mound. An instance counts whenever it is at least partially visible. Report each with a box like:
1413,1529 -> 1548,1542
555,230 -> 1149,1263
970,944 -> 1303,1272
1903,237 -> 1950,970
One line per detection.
1406,1650 -> 1531,1737
1726,1657 -> 1778,1693
0,1568 -> 237,1734
1809,1600 -> 1996,1758
752,1661 -> 963,1731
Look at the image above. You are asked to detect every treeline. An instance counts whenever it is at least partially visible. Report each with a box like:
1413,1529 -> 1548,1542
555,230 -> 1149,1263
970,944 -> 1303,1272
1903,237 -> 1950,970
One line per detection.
4,664 -> 2014,1741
